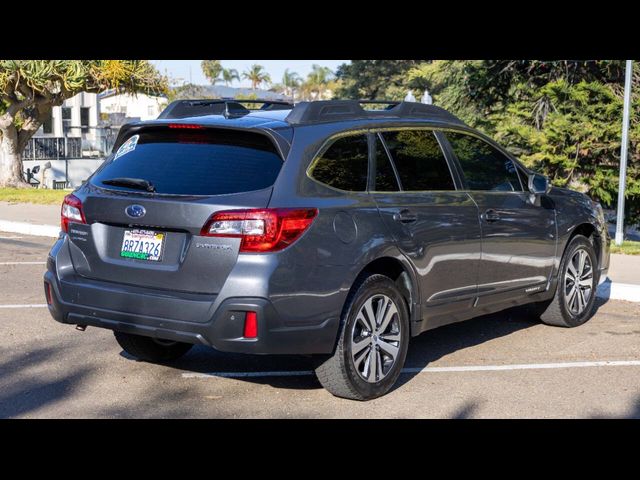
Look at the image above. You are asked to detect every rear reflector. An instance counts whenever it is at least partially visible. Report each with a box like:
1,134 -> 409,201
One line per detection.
44,282 -> 53,305
244,311 -> 258,338
201,208 -> 318,253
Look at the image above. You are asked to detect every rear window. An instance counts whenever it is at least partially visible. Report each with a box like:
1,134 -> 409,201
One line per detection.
92,128 -> 283,195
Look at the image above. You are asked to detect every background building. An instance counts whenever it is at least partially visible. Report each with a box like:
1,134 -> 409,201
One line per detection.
27,91 -> 167,188
98,90 -> 169,124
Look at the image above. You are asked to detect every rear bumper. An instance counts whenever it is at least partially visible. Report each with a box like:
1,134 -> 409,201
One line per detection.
44,237 -> 341,355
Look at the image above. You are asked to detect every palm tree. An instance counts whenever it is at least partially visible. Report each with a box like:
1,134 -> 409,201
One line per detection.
242,64 -> 271,90
282,69 -> 301,101
305,64 -> 334,99
201,60 -> 222,84
221,68 -> 240,87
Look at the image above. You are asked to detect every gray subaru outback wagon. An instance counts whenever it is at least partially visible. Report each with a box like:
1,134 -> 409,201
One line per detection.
45,99 -> 610,400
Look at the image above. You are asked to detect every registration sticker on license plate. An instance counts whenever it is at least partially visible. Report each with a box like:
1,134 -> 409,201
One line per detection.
120,229 -> 165,261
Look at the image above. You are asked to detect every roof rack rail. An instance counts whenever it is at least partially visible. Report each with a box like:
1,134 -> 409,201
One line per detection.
284,100 -> 465,126
158,99 -> 294,119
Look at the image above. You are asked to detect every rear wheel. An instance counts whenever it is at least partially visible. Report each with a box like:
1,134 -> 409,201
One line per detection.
314,274 -> 410,401
114,331 -> 193,362
533,234 -> 599,327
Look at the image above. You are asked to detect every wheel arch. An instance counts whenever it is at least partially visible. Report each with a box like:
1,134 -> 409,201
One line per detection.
351,255 -> 420,323
566,222 -> 601,265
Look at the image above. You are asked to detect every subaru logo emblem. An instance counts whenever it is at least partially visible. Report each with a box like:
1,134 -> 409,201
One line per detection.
125,205 -> 146,219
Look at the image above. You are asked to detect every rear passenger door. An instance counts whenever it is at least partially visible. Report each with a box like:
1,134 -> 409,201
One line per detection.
442,131 -> 557,305
370,129 -> 482,323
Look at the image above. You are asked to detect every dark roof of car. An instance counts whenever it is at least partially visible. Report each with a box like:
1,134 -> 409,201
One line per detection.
156,99 -> 466,128
112,100 -> 468,153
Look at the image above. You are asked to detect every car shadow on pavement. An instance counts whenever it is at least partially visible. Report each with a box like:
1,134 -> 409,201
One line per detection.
391,295 -> 609,394
163,298 -> 612,398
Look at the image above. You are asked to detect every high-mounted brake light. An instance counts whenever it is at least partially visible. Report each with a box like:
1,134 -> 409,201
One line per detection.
168,123 -> 205,130
61,194 -> 86,233
201,208 -> 318,253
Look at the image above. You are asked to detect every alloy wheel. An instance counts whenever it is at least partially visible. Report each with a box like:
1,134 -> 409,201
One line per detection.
350,294 -> 402,383
564,248 -> 594,316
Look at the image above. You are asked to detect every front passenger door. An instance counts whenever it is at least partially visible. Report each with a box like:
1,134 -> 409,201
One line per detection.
443,131 -> 557,305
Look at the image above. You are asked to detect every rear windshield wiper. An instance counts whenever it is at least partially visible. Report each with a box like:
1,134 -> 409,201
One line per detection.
101,177 -> 156,192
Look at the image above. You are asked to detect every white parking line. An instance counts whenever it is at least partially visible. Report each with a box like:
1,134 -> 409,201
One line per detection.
183,370 -> 315,379
0,304 -> 48,309
181,360 -> 640,379
0,236 -> 22,239
0,261 -> 46,265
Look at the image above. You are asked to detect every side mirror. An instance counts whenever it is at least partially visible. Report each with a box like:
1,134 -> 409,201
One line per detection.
528,173 -> 550,194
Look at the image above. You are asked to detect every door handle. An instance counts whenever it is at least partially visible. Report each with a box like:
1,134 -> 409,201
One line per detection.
393,209 -> 418,223
482,209 -> 501,223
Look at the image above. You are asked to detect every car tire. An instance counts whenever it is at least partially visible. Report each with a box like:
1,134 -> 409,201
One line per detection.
114,331 -> 193,362
533,234 -> 600,328
314,274 -> 410,401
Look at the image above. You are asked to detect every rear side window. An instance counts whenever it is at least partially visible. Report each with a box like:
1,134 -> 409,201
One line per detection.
92,128 -> 283,195
380,130 -> 455,191
309,134 -> 369,191
445,132 -> 523,192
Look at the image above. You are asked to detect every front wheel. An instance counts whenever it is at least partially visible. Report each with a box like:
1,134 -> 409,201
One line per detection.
114,331 -> 193,362
534,234 -> 599,328
315,274 -> 410,400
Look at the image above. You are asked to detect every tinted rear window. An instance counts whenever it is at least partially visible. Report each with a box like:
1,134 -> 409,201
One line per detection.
92,128 -> 283,195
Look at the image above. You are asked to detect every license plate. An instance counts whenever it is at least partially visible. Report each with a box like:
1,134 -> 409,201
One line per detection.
120,229 -> 165,261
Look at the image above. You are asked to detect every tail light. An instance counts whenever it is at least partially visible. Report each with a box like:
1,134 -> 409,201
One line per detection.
61,194 -> 86,233
201,208 -> 318,253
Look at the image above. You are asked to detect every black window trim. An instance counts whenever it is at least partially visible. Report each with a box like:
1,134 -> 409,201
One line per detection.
439,127 -> 526,194
368,132 -> 403,192
370,127 -> 462,193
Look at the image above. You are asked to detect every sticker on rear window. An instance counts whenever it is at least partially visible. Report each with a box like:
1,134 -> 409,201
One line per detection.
114,134 -> 139,160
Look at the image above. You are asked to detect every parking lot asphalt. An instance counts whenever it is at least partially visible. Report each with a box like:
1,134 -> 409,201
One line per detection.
1,231 -> 640,419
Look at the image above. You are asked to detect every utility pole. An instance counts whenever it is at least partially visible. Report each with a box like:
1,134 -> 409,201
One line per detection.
615,60 -> 633,246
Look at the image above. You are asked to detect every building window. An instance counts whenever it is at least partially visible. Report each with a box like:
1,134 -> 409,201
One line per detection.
148,105 -> 155,117
62,107 -> 72,135
42,110 -> 53,134
80,107 -> 90,133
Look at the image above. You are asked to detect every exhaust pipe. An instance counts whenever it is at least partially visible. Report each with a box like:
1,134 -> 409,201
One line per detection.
75,325 -> 87,331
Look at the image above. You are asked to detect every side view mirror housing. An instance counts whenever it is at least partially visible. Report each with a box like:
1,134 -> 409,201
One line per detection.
528,173 -> 550,195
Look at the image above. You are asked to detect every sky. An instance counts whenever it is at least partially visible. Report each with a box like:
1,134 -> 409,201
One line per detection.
151,60 -> 349,88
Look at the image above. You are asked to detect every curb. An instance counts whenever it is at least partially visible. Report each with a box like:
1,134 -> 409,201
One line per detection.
596,280 -> 640,303
0,217 -> 639,303
0,220 -> 59,238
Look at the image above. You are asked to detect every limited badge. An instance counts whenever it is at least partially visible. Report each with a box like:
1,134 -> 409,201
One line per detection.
114,134 -> 139,160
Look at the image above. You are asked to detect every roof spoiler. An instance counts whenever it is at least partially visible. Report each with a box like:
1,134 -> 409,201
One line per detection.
158,99 -> 294,119
284,100 -> 465,126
